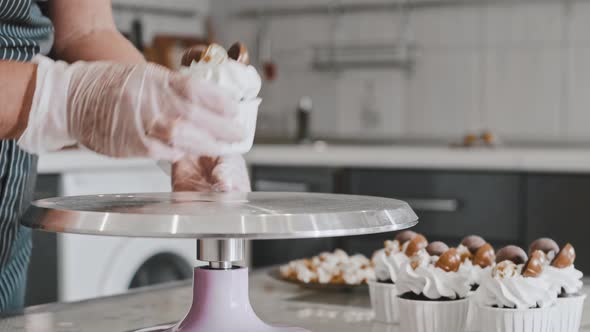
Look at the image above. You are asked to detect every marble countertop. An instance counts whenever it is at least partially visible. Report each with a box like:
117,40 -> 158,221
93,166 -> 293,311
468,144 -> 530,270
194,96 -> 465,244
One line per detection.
1,270 -> 589,332
37,145 -> 590,175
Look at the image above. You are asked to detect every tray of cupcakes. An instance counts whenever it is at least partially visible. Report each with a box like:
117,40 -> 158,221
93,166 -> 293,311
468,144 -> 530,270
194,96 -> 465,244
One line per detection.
368,231 -> 585,332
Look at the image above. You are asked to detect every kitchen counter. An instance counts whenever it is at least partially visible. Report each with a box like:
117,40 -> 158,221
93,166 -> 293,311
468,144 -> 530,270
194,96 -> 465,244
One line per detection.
37,144 -> 590,174
1,270 -> 589,332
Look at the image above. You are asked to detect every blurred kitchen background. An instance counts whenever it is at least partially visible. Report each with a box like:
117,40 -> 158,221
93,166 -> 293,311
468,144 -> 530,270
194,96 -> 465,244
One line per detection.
27,0 -> 590,309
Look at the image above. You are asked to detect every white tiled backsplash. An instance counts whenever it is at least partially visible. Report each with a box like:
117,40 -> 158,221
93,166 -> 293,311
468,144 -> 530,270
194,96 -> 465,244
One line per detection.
213,1 -> 590,142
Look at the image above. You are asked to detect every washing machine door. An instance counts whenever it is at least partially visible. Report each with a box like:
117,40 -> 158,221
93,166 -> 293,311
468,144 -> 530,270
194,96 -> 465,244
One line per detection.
100,238 -> 195,296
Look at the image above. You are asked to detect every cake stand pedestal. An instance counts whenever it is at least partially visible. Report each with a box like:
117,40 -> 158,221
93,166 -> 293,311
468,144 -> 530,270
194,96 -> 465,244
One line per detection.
24,192 -> 418,332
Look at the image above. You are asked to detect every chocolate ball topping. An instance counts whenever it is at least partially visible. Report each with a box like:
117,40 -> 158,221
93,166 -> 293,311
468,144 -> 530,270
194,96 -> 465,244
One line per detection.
394,230 -> 417,245
496,245 -> 528,265
528,238 -> 559,257
461,235 -> 486,254
405,234 -> 428,257
426,241 -> 449,256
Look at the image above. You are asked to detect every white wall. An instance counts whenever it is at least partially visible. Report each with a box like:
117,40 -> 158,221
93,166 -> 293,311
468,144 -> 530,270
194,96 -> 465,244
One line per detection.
212,1 -> 590,143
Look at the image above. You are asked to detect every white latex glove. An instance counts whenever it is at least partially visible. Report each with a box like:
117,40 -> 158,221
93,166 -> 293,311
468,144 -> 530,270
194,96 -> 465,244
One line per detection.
166,51 -> 262,193
18,55 -> 249,159
171,154 -> 250,192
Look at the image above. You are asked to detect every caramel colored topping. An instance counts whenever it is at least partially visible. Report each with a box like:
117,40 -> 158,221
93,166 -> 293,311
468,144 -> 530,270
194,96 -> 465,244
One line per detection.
496,245 -> 528,265
435,248 -> 461,272
473,243 -> 495,268
405,234 -> 428,257
458,248 -> 472,263
461,235 -> 486,254
528,238 -> 559,257
330,273 -> 345,285
551,243 -> 576,269
522,250 -> 545,277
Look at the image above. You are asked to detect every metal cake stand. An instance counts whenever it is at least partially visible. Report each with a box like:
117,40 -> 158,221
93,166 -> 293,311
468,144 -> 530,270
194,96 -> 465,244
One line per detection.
23,192 -> 418,332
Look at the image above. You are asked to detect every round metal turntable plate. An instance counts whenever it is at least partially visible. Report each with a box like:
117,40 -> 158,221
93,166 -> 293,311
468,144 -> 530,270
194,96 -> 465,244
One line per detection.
23,192 -> 418,239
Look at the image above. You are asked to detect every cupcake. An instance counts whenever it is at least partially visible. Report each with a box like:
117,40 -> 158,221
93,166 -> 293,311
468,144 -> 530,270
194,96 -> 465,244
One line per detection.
474,246 -> 557,332
457,236 -> 496,331
396,247 -> 471,332
458,236 -> 496,289
369,231 -> 425,324
531,240 -> 585,332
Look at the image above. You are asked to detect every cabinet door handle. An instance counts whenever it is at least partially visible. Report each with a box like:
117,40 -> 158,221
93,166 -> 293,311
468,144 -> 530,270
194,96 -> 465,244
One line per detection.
402,198 -> 459,212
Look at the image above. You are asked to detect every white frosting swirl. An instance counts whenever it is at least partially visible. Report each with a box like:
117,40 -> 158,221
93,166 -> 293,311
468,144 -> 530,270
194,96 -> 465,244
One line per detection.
474,269 -> 556,309
459,259 -> 493,286
542,265 -> 583,296
174,56 -> 262,156
372,249 -> 408,282
396,261 -> 471,300
184,59 -> 261,101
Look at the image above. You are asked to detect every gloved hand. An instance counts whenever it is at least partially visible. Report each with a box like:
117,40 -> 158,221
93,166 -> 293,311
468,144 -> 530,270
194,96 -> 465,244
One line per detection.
18,55 -> 248,159
171,154 -> 250,192
166,44 -> 262,193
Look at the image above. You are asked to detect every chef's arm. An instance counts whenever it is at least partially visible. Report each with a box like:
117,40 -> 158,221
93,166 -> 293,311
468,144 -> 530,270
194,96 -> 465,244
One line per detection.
0,0 -> 145,139
0,61 -> 36,139
49,0 -> 144,63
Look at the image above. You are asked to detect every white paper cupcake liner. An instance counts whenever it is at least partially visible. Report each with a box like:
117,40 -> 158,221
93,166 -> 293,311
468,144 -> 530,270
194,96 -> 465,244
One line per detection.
465,295 -> 479,332
398,296 -> 469,332
478,305 -> 557,332
368,281 -> 399,324
553,294 -> 586,332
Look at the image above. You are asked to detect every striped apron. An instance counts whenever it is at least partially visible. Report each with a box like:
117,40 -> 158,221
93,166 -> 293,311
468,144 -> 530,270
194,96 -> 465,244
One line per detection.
0,0 -> 53,313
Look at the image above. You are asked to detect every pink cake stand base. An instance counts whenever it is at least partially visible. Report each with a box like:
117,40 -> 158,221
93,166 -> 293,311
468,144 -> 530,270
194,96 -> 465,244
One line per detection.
135,267 -> 309,332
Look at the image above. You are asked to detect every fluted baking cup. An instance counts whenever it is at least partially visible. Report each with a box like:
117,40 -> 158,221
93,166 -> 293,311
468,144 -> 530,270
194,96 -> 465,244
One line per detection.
217,98 -> 261,155
157,98 -> 261,176
368,281 -> 399,324
478,305 -> 557,332
397,296 -> 469,332
465,295 -> 480,332
553,294 -> 586,332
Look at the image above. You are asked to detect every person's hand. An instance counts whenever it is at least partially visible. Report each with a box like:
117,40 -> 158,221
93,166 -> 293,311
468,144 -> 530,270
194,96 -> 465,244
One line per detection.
171,154 -> 250,192
18,55 -> 247,159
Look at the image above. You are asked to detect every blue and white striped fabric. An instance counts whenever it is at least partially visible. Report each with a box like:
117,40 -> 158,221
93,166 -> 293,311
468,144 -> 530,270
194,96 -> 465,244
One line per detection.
0,0 -> 52,313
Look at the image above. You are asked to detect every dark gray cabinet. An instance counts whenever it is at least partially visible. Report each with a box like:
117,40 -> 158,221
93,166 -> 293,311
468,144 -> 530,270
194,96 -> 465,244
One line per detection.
250,167 -> 342,267
344,169 -> 524,255
525,174 -> 590,274
249,166 -> 588,273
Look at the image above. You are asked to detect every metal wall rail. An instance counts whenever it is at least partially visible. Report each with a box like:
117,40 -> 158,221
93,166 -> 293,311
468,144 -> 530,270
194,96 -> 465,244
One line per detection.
235,0 -> 573,19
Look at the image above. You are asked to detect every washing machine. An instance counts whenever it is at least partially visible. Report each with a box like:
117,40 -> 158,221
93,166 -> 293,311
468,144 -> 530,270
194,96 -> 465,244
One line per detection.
56,163 -> 195,302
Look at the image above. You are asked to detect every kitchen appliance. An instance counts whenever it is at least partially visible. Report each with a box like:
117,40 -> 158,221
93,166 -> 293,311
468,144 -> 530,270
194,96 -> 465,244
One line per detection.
32,162 -> 196,304
23,192 -> 417,332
